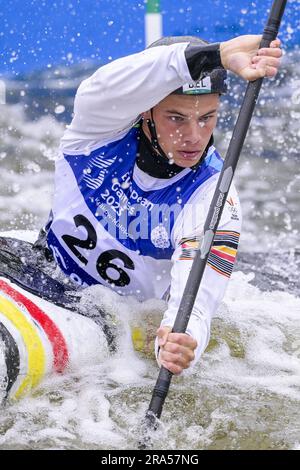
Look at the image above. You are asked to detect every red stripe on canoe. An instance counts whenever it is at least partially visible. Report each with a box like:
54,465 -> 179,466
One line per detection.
0,279 -> 69,372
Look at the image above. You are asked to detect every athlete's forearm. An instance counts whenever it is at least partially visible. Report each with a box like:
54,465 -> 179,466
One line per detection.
61,42 -> 225,153
160,180 -> 242,367
61,43 -> 190,151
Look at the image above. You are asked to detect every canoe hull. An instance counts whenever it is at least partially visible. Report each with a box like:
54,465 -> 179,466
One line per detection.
0,276 -> 108,402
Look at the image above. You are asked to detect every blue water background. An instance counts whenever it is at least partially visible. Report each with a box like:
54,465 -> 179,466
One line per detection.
1,0 -> 299,77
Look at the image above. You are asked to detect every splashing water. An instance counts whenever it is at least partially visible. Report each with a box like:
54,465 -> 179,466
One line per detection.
0,51 -> 299,449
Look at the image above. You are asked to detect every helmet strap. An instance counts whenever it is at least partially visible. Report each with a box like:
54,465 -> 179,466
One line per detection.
146,109 -> 171,163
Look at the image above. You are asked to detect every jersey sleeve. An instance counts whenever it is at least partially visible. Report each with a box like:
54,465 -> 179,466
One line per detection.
60,42 -> 221,154
155,177 -> 242,368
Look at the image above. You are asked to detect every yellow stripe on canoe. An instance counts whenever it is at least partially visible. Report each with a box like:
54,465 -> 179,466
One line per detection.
0,293 -> 46,399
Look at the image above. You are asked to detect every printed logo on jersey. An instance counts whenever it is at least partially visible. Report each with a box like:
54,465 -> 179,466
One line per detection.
83,155 -> 117,190
226,196 -> 240,221
151,224 -> 170,249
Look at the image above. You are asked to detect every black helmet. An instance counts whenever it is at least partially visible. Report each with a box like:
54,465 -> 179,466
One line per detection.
148,35 -> 227,96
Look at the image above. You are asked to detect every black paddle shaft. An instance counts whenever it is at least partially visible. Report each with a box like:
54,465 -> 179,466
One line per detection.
144,0 -> 288,424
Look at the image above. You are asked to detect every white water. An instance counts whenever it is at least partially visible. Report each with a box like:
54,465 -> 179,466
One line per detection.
0,267 -> 299,449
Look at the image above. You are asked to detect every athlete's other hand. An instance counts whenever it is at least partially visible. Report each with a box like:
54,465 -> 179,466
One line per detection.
156,326 -> 197,375
220,35 -> 282,81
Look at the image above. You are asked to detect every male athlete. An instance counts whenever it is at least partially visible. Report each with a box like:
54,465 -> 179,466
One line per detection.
40,34 -> 282,374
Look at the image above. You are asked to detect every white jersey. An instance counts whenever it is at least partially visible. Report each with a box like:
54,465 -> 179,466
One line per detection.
47,43 -> 242,364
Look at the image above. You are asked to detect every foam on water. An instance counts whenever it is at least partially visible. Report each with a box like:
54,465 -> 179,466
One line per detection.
0,105 -> 63,231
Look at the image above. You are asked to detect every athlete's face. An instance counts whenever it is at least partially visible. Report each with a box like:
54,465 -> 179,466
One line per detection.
142,94 -> 220,168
